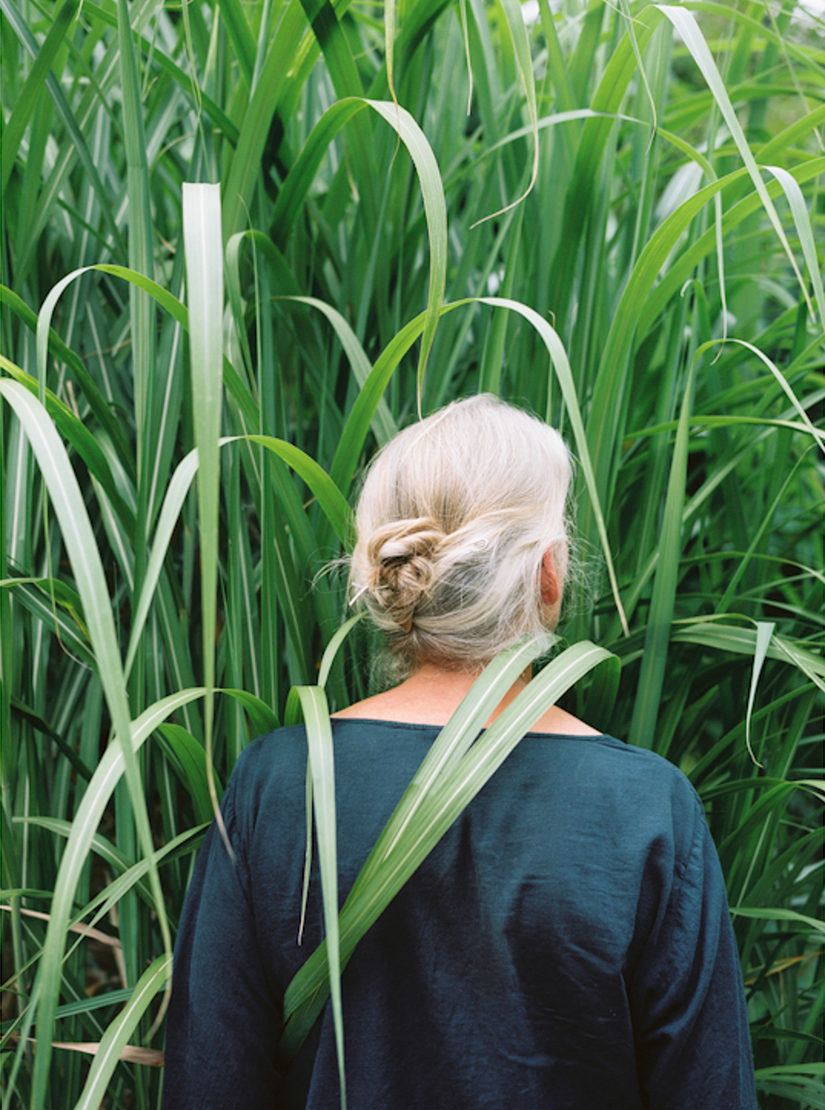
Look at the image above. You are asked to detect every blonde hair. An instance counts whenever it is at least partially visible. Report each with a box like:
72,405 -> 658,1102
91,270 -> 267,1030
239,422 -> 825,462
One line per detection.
349,394 -> 572,672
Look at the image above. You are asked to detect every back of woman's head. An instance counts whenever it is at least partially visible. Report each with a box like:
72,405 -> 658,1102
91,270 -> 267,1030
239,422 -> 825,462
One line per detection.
349,394 -> 572,672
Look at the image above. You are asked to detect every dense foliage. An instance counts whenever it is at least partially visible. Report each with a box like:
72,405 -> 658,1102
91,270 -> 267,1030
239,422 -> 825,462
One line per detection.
1,0 -> 823,1106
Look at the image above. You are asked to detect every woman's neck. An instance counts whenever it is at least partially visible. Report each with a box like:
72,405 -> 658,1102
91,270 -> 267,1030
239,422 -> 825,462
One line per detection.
332,661 -> 600,734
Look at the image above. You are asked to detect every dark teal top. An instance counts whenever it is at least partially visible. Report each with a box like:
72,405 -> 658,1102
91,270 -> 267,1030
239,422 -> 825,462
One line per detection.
163,721 -> 756,1109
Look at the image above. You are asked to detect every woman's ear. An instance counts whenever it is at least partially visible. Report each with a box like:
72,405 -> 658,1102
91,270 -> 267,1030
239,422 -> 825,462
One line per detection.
540,549 -> 561,606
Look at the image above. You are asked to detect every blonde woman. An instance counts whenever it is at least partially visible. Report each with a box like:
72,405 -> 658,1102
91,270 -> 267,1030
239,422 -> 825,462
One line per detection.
163,395 -> 756,1109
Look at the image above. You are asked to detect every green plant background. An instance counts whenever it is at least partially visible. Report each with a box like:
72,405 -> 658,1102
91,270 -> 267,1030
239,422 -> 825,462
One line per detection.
1,0 -> 823,1107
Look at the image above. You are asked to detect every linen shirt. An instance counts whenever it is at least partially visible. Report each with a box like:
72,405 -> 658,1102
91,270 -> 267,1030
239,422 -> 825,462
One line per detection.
162,720 -> 757,1109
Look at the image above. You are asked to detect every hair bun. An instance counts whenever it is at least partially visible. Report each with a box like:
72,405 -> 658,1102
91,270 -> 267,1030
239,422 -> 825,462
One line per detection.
349,395 -> 572,670
366,519 -> 446,631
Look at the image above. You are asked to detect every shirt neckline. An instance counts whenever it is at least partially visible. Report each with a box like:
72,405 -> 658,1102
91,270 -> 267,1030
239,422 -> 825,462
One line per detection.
330,716 -> 609,740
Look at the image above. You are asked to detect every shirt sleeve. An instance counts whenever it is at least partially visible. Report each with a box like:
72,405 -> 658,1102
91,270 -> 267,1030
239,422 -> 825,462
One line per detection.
630,787 -> 757,1110
162,776 -> 283,1110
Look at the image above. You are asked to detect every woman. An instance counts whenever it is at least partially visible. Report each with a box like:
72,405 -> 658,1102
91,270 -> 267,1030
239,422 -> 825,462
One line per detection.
163,395 -> 756,1109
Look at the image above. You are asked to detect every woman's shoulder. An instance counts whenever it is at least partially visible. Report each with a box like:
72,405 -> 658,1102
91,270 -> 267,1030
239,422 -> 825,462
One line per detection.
225,723 -> 310,793
560,733 -> 706,844
543,728 -> 702,798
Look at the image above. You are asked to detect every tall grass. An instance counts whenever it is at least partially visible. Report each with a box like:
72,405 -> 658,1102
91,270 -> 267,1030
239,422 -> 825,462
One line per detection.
1,0 -> 823,1106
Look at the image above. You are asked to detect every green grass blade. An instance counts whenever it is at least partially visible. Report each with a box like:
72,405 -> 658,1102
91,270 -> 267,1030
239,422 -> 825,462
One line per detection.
317,614 -> 364,690
123,447 -> 199,680
116,0 -> 155,484
76,1 -> 239,143
246,435 -> 354,548
628,360 -> 695,752
384,0 -> 397,102
1,577 -> 95,669
221,0 -> 307,239
0,0 -> 80,195
716,339 -> 825,454
636,160 -> 825,343
182,182 -> 223,818
73,954 -> 172,1110
329,304 -> 447,489
475,0 -> 538,224
478,297 -> 629,635
0,357 -> 131,529
744,622 -> 776,768
157,725 -> 221,825
366,99 -> 446,402
279,296 -> 397,446
671,620 -> 825,689
1,0 -> 125,266
270,97 -> 446,403
732,907 -> 825,938
762,164 -> 825,330
220,689 -> 280,735
658,5 -> 817,324
0,285 -> 132,463
215,0 -> 255,85
291,685 -> 346,1108
28,259 -> 261,449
